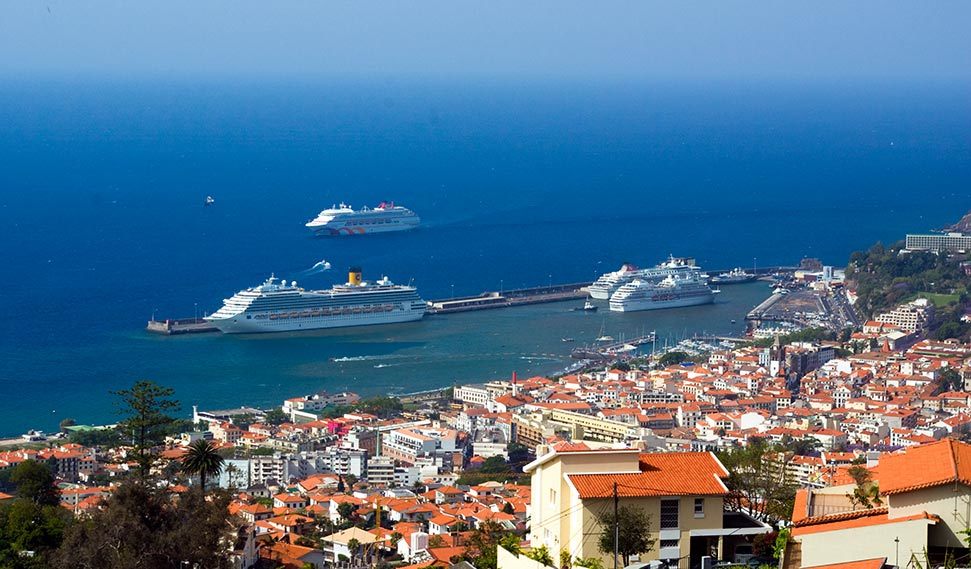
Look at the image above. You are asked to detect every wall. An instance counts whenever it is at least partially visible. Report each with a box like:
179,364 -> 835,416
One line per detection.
796,518 -> 931,567
888,484 -> 971,548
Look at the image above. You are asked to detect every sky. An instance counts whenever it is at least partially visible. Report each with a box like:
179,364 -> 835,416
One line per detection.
1,1 -> 969,81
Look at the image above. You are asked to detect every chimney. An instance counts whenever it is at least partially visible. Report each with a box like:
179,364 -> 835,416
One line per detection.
511,371 -> 519,396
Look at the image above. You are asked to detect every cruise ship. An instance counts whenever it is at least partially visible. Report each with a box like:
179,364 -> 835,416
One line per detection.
710,267 -> 757,285
306,202 -> 420,236
205,268 -> 426,333
588,256 -> 705,300
609,272 -> 718,312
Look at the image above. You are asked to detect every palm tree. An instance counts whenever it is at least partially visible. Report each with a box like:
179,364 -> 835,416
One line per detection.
180,439 -> 225,493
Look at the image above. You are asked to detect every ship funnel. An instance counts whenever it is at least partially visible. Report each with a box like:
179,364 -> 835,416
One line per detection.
348,267 -> 363,286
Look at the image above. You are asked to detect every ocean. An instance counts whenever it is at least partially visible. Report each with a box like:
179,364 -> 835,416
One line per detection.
0,77 -> 968,436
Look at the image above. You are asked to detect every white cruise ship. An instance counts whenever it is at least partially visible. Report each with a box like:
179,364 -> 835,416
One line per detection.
588,256 -> 705,300
609,272 -> 718,312
205,268 -> 426,333
306,202 -> 420,236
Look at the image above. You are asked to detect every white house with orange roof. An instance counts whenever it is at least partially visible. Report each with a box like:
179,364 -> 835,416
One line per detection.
522,441 -> 770,568
789,438 -> 971,568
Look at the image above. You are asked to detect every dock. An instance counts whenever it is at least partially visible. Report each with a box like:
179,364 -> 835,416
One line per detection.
426,282 -> 592,314
146,317 -> 218,335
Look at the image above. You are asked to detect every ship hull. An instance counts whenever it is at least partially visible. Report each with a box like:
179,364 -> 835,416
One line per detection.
711,276 -> 757,285
587,288 -> 614,300
609,293 -> 715,312
208,305 -> 425,334
308,217 -> 420,236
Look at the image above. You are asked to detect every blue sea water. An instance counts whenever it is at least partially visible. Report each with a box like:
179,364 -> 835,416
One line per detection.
0,77 -> 968,435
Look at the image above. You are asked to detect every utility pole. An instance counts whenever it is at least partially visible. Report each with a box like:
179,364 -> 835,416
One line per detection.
613,482 -> 619,569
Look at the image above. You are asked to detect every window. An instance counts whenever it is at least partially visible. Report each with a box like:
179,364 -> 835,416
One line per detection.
549,489 -> 557,505
694,498 -> 705,518
660,539 -> 679,549
660,499 -> 679,529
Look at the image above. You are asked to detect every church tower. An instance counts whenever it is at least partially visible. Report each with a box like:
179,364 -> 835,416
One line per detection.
769,335 -> 785,377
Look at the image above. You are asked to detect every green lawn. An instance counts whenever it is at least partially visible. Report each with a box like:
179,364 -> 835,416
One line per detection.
904,292 -> 961,308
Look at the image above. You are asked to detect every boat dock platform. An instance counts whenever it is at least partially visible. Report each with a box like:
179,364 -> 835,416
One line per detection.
146,317 -> 218,335
426,282 -> 592,315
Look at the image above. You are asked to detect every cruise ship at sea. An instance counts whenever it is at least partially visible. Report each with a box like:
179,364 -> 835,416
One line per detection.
588,256 -> 705,300
306,202 -> 420,236
205,268 -> 426,333
608,272 -> 718,312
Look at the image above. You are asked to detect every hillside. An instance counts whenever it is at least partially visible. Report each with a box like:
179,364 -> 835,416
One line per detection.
845,241 -> 969,340
945,210 -> 971,234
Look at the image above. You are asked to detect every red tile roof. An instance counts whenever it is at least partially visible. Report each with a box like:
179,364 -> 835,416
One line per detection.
568,452 -> 728,499
878,438 -> 971,495
803,558 -> 887,569
791,508 -> 938,536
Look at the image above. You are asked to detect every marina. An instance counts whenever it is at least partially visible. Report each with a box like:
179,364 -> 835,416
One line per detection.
146,266 -> 797,334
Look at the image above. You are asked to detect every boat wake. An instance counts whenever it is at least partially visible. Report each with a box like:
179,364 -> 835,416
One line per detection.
300,259 -> 332,275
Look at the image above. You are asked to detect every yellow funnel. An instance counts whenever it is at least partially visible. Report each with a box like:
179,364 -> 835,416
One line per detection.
348,267 -> 363,286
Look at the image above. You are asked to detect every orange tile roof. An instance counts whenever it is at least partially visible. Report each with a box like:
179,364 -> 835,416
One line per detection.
791,508 -> 938,536
568,452 -> 728,499
878,438 -> 971,495
803,558 -> 887,569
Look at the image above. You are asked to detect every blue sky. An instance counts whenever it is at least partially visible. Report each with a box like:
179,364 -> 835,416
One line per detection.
1,1 -> 969,80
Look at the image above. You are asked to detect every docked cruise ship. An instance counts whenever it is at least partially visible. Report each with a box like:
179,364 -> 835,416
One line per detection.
609,272 -> 718,312
205,268 -> 426,333
306,202 -> 420,236
588,256 -> 705,300
710,267 -> 757,285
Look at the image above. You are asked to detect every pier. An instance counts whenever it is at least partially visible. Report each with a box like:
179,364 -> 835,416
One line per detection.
426,282 -> 591,314
146,317 -> 218,335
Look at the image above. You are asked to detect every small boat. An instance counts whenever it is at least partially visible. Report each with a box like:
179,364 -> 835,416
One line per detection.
204,196 -> 215,206
582,300 -> 598,312
595,335 -> 615,342
731,319 -> 737,324
561,337 -> 575,343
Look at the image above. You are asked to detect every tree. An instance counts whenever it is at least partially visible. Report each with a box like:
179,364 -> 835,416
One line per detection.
658,351 -> 689,367
506,443 -> 530,466
717,439 -> 798,523
263,408 -> 289,425
595,505 -> 655,567
460,520 -> 514,569
502,501 -> 515,515
390,531 -> 403,548
53,482 -> 235,569
112,380 -> 180,478
347,538 -> 361,556
0,498 -> 71,568
10,460 -> 60,507
224,462 -> 244,490
479,455 -> 510,474
337,501 -> 358,523
180,439 -> 225,493
937,368 -> 963,394
428,535 -> 446,548
525,545 -> 554,566
58,418 -> 76,433
846,465 -> 881,510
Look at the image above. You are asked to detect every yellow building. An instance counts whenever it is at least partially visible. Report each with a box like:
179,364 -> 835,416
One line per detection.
791,438 -> 971,568
522,442 -> 771,568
